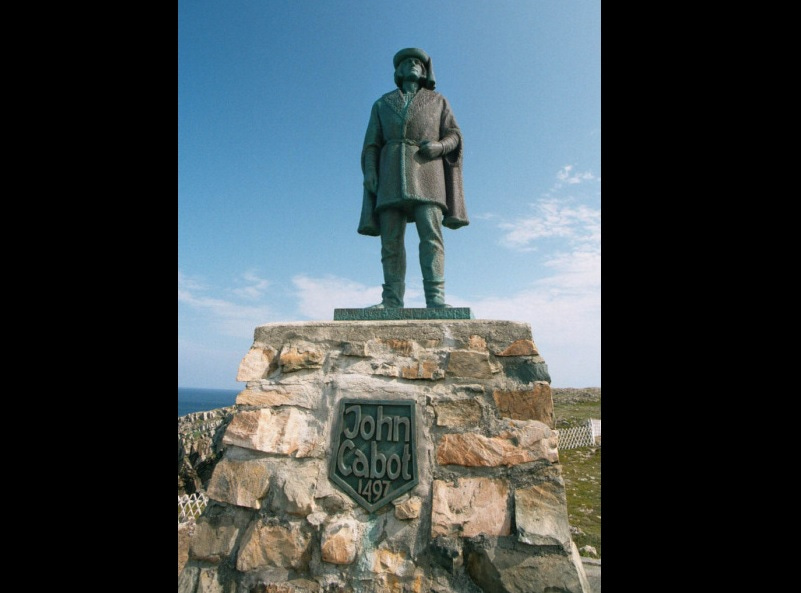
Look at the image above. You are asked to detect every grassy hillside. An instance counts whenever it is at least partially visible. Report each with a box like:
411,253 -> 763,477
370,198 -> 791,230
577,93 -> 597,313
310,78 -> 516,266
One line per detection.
552,387 -> 601,558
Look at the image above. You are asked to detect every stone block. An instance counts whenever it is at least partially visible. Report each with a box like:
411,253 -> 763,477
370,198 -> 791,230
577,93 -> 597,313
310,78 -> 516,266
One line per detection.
236,346 -> 277,381
393,495 -> 422,520
206,458 -> 270,509
445,350 -> 498,379
467,335 -> 487,350
269,461 -> 320,516
501,357 -> 551,384
428,536 -> 463,573
492,382 -> 554,427
431,477 -> 511,537
436,421 -> 558,467
320,518 -> 361,565
368,548 -> 416,577
196,566 -> 235,593
189,504 -> 255,563
400,357 -> 444,380
496,339 -> 539,356
340,341 -> 368,356
235,384 -> 320,410
465,540 -> 592,593
178,565 -> 198,593
222,408 -> 322,457
515,480 -> 572,549
279,342 -> 324,372
433,399 -> 482,427
381,338 -> 416,356
236,519 -> 313,572
247,581 -> 320,593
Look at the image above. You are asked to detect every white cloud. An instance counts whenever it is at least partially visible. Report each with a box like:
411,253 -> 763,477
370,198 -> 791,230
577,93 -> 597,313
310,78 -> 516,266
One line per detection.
498,198 -> 600,252
474,282 -> 599,342
555,165 -> 596,186
231,270 -> 271,300
178,269 -> 207,293
292,275 -> 381,319
474,232 -> 600,327
178,270 -> 275,337
496,166 -> 600,251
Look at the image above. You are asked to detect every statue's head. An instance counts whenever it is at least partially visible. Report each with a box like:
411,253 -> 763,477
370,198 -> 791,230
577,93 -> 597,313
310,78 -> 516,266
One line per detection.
393,48 -> 436,90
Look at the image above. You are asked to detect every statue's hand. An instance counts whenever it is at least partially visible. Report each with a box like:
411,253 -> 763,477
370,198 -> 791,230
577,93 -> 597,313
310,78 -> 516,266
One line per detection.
364,171 -> 378,194
418,140 -> 444,159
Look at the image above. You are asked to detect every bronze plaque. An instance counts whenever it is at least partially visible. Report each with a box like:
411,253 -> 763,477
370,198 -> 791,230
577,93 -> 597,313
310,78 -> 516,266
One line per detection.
329,399 -> 418,512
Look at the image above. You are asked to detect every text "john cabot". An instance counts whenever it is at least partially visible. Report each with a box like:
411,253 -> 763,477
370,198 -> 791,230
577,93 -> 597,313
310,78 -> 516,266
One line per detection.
335,404 -> 413,480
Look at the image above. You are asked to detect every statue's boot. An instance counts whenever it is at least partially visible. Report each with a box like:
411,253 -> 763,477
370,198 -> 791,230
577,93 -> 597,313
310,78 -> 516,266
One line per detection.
418,214 -> 448,308
424,280 -> 451,308
367,282 -> 405,309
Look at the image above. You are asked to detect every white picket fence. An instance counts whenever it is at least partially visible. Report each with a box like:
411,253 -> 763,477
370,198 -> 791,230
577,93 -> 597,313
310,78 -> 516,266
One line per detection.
590,419 -> 601,441
557,418 -> 601,450
178,491 -> 208,525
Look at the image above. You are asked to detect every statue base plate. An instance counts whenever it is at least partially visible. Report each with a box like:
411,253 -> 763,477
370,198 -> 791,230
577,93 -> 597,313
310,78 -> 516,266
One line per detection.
333,307 -> 474,320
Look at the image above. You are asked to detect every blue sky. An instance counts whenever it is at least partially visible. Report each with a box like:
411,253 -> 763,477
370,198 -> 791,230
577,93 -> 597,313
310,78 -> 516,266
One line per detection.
178,0 -> 601,391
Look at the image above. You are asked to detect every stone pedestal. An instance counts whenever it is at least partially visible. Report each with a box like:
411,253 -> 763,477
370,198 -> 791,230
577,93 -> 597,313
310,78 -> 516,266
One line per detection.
179,319 -> 592,593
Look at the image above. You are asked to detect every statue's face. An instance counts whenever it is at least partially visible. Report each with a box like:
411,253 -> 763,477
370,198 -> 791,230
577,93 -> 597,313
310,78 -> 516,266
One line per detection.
397,57 -> 426,81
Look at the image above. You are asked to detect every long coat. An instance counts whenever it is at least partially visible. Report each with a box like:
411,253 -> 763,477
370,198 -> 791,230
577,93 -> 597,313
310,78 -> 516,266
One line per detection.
358,88 -> 468,236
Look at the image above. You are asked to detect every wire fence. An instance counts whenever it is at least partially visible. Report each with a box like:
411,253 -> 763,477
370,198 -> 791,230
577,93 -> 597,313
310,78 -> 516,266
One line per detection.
178,491 -> 208,525
556,418 -> 601,450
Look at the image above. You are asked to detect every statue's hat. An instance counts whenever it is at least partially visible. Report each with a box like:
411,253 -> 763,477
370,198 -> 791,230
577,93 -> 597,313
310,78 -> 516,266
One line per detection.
393,48 -> 436,90
393,48 -> 429,68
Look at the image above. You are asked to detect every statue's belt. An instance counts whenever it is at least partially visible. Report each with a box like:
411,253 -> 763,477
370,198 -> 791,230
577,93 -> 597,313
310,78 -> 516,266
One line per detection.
385,139 -> 421,146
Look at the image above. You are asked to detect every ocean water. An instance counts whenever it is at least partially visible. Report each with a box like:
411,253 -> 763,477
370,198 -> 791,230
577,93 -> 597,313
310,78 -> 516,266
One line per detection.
178,387 -> 240,417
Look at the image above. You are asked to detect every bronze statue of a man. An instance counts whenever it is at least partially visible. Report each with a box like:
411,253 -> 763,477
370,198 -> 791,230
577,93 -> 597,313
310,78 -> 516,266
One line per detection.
358,48 -> 468,309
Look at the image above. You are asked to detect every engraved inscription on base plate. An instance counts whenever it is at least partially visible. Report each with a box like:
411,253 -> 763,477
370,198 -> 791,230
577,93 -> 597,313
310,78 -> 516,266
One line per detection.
334,307 -> 473,320
328,399 -> 418,512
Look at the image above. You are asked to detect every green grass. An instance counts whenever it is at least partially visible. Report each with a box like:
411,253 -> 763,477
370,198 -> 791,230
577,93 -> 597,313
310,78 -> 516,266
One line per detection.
559,446 -> 601,557
552,388 -> 601,558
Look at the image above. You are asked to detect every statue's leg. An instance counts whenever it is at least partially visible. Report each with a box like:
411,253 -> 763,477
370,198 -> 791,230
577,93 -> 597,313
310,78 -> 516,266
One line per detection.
375,208 -> 406,308
415,204 -> 449,308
